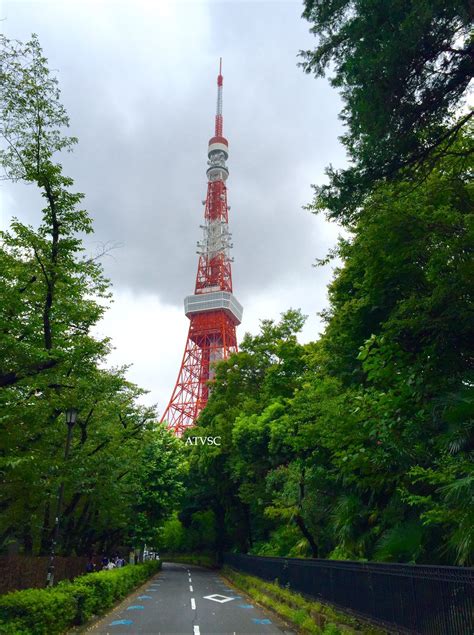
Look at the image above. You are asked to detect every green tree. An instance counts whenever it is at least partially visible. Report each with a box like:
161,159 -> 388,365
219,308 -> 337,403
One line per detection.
0,34 -> 185,559
182,311 -> 309,556
300,0 -> 473,221
175,141 -> 473,565
130,426 -> 187,547
157,516 -> 187,552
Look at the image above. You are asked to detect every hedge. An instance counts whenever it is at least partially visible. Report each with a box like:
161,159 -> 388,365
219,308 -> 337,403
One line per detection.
0,560 -> 161,634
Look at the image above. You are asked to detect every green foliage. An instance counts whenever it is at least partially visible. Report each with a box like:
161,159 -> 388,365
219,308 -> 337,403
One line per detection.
373,522 -> 424,563
251,524 -> 311,558
0,587 -> 76,635
157,510 -> 217,553
177,310 -> 309,556
0,34 -> 186,558
0,562 -> 161,634
158,516 -> 187,552
402,455 -> 474,565
189,511 -> 217,550
130,430 -> 187,546
176,137 -> 473,565
299,1 -> 473,221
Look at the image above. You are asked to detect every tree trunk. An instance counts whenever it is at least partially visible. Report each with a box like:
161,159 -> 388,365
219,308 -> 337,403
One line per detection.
295,466 -> 319,558
214,503 -> 226,565
245,504 -> 253,549
21,516 -> 33,555
40,500 -> 51,555
294,514 -> 318,558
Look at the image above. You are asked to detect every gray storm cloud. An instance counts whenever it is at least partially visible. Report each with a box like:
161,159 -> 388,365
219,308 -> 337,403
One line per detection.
2,0 -> 345,309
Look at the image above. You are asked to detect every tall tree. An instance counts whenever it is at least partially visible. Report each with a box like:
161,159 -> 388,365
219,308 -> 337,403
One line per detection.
0,34 -> 185,558
300,0 -> 473,221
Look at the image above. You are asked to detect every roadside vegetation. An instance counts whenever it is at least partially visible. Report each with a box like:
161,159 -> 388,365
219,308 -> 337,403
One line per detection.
222,567 -> 384,635
0,35 -> 186,560
0,561 -> 161,634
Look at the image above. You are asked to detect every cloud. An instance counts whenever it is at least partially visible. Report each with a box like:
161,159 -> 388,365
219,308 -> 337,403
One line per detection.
94,290 -> 185,411
98,265 -> 337,412
2,0 -> 346,407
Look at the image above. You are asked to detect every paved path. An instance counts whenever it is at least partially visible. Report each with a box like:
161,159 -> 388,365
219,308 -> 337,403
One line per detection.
89,562 -> 292,634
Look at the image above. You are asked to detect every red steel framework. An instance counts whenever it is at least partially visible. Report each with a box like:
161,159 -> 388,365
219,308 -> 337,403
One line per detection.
161,60 -> 243,435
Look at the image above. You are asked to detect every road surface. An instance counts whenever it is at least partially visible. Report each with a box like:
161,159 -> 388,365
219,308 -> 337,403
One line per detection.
88,562 -> 293,634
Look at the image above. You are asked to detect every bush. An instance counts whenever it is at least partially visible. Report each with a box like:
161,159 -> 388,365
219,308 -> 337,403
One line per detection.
0,561 -> 161,634
0,587 -> 77,635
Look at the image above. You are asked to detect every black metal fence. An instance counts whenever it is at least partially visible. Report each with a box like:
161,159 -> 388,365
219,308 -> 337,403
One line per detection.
223,553 -> 474,634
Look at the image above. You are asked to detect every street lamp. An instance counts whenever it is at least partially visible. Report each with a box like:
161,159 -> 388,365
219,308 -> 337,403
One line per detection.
65,408 -> 78,426
46,408 -> 78,587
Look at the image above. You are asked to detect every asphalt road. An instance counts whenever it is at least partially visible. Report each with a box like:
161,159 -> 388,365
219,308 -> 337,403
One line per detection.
89,562 -> 293,635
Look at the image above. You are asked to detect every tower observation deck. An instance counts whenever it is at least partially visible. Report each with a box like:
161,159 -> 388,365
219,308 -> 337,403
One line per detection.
161,60 -> 242,435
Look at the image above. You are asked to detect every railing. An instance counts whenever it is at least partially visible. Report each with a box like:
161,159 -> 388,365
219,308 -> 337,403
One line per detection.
223,553 -> 474,634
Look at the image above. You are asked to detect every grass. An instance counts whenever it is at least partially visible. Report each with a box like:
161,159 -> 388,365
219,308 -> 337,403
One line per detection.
221,567 -> 385,635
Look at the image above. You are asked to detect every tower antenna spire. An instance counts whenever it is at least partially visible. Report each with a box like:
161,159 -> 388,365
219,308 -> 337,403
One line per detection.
215,57 -> 223,137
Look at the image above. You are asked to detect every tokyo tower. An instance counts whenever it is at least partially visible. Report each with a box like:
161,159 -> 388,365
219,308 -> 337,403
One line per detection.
161,60 -> 243,435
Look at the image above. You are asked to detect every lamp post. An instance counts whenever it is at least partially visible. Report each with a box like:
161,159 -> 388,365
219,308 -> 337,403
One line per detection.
46,408 -> 77,587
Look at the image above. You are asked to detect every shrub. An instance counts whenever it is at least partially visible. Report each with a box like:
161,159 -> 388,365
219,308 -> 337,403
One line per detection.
0,561 -> 161,634
61,580 -> 98,625
0,587 -> 76,635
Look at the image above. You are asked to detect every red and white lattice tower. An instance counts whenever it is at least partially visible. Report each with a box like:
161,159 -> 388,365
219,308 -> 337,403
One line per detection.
161,60 -> 243,435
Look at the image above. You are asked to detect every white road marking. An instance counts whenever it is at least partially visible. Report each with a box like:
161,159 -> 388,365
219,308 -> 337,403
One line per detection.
203,594 -> 235,603
190,585 -> 193,592
193,626 -> 200,635
191,597 -> 196,610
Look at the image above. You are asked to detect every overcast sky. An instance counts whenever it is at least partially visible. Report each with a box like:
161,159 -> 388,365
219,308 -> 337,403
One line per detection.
1,0 -> 347,413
